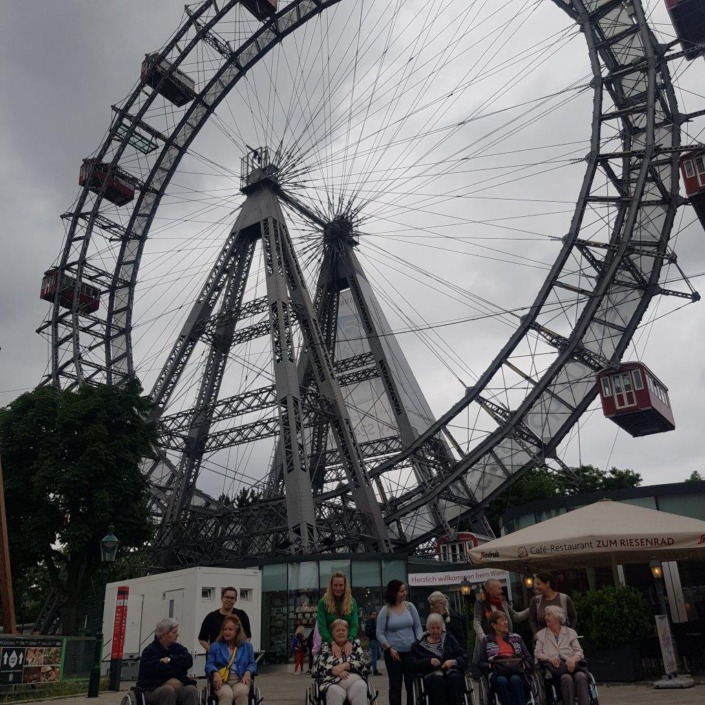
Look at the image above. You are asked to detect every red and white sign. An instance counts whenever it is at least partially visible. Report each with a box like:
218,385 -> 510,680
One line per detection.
110,586 -> 129,660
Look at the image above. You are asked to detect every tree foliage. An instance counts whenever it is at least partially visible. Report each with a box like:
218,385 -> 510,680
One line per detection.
0,381 -> 156,633
685,470 -> 703,482
484,464 -> 642,534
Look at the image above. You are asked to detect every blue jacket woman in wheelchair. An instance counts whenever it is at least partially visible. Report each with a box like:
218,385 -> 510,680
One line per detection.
478,611 -> 532,705
205,615 -> 257,705
534,606 -> 589,705
313,619 -> 369,705
411,613 -> 467,705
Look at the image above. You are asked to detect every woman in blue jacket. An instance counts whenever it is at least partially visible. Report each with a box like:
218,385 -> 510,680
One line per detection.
205,615 -> 257,705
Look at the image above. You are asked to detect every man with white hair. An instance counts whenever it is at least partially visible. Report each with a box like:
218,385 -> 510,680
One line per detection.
472,578 -> 528,659
137,618 -> 199,705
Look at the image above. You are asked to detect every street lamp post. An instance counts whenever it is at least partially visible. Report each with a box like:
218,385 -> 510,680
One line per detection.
87,527 -> 119,698
459,578 -> 473,657
649,559 -> 693,690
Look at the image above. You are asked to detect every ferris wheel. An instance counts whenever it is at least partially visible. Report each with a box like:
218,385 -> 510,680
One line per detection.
39,0 -> 699,567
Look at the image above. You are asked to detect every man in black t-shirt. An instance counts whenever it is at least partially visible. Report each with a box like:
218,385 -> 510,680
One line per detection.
198,586 -> 252,652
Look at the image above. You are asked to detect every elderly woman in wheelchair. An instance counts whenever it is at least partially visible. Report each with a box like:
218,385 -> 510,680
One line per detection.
312,619 -> 370,705
534,606 -> 589,705
205,615 -> 257,705
411,612 -> 467,705
478,611 -> 533,705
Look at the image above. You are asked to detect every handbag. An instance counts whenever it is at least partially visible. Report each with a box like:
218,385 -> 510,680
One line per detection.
492,656 -> 524,677
546,659 -> 587,678
217,646 -> 237,681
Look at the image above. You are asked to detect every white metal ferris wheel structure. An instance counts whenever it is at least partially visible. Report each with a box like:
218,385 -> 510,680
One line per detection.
40,0 -> 701,569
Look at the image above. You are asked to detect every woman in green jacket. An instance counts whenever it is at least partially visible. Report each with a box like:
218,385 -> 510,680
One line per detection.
317,572 -> 359,658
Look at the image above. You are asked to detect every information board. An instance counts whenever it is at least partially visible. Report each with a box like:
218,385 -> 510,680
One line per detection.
0,637 -> 62,685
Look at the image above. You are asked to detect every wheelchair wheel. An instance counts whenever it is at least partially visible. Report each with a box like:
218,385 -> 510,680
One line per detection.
527,674 -> 542,705
121,688 -> 145,705
250,683 -> 263,705
463,673 -> 477,705
414,675 -> 427,705
532,671 -> 548,705
588,673 -> 599,705
477,675 -> 492,705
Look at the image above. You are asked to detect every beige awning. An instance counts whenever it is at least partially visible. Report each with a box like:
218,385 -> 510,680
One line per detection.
466,499 -> 705,572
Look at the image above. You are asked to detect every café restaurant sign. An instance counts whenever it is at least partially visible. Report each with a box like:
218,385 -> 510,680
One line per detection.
466,500 -> 705,571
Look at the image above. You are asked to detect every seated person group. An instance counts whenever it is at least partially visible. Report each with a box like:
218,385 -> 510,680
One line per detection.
475,572 -> 587,705
137,572 -> 588,705
138,586 -> 254,705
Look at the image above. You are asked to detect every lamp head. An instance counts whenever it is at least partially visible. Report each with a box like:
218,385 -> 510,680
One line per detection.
100,526 -> 119,563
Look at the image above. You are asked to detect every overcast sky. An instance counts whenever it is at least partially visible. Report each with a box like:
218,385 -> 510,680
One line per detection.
1,0 -> 704,500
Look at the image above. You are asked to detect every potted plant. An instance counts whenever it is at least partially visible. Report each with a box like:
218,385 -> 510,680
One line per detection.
571,585 -> 652,682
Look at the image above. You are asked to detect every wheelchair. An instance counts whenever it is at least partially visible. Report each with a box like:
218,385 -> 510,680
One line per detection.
201,674 -> 263,705
477,669 -> 540,705
306,674 -> 378,705
121,682 -> 206,705
536,662 -> 598,705
414,670 -> 476,705
120,686 -> 147,705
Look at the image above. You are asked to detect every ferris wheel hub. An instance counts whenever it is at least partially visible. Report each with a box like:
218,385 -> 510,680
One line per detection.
240,146 -> 280,194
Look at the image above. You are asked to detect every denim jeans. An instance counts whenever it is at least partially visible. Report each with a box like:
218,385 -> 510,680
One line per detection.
369,639 -> 381,672
493,674 -> 525,705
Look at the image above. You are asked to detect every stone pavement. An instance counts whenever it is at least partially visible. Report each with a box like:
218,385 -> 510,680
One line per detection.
21,668 -> 705,705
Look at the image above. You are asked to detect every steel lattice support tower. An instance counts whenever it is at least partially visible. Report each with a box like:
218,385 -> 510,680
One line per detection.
150,155 -> 393,558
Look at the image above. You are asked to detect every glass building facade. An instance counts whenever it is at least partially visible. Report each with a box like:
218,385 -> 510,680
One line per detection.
248,554 -> 405,662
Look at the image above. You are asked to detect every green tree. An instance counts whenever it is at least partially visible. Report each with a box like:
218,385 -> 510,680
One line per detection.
484,464 -> 642,534
685,470 -> 703,482
0,381 -> 156,634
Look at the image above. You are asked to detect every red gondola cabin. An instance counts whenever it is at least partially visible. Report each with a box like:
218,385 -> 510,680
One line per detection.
241,0 -> 277,20
436,532 -> 482,563
79,159 -> 135,206
141,53 -> 196,107
597,363 -> 675,437
666,0 -> 705,59
40,269 -> 100,314
679,150 -> 705,228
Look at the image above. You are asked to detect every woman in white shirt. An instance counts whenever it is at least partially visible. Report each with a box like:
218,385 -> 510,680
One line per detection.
534,606 -> 588,705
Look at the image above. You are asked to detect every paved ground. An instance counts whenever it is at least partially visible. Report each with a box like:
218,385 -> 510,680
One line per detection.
22,667 -> 705,705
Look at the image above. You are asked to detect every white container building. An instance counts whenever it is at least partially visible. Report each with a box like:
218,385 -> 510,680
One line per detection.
100,566 -> 262,678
